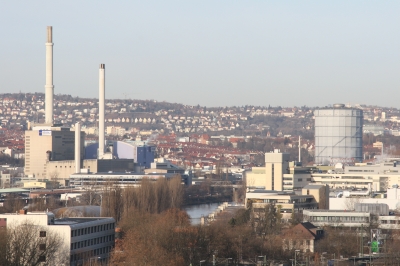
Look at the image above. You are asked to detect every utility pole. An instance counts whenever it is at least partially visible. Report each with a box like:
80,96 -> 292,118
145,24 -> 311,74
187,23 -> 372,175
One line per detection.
360,224 -> 364,256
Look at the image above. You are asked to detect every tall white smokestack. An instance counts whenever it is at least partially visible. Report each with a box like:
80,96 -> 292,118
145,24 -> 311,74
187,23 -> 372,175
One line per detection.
299,135 -> 301,163
45,26 -> 54,125
75,122 -> 81,173
98,64 -> 105,158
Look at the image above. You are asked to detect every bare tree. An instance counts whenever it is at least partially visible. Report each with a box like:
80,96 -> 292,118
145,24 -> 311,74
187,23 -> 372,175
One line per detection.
344,197 -> 364,211
0,220 -> 68,266
48,170 -> 60,188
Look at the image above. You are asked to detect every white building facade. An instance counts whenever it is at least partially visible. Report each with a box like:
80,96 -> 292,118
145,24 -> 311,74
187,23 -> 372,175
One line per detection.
0,211 -> 115,266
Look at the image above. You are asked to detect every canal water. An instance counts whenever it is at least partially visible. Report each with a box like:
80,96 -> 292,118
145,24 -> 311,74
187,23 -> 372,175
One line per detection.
184,203 -> 220,225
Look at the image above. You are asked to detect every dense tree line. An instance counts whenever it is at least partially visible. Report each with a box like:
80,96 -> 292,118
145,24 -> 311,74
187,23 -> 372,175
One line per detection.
100,177 -> 184,223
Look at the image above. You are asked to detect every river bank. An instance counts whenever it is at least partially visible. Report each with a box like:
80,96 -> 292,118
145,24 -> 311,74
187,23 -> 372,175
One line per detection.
182,194 -> 232,206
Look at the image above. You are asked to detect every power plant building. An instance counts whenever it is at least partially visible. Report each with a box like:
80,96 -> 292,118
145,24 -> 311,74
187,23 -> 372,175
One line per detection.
314,104 -> 363,165
24,27 -> 136,185
25,126 -> 85,180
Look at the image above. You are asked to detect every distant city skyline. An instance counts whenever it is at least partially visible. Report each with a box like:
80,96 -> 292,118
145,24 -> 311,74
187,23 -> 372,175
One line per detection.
1,1 -> 400,107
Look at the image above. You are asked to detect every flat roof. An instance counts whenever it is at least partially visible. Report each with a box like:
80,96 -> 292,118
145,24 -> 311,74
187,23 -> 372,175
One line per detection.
54,217 -> 114,225
0,188 -> 30,193
249,189 -> 295,195
303,184 -> 325,189
71,172 -> 167,176
303,209 -> 368,213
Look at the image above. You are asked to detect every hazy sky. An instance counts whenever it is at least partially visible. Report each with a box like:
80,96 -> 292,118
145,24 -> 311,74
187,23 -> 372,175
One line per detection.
1,1 -> 399,107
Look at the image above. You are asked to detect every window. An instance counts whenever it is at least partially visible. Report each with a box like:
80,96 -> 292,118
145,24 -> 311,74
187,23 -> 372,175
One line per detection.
40,231 -> 46,237
271,164 -> 274,190
38,256 -> 46,262
39,244 -> 46,251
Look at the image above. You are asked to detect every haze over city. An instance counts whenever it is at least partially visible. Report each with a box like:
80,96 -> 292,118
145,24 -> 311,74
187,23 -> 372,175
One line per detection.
1,1 -> 400,107
3,2 -> 400,265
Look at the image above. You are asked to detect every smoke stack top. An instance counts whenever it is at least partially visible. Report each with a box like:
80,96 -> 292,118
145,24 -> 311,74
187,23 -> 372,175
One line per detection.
45,26 -> 54,125
98,64 -> 105,158
47,26 -> 52,43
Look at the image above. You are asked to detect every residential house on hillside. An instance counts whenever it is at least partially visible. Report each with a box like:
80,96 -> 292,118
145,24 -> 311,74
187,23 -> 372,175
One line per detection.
282,222 -> 323,253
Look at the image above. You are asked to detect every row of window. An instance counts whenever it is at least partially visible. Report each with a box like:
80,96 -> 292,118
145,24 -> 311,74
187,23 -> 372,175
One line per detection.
71,234 -> 114,250
70,246 -> 112,262
307,216 -> 369,222
380,219 -> 400,224
71,223 -> 114,237
348,169 -> 376,173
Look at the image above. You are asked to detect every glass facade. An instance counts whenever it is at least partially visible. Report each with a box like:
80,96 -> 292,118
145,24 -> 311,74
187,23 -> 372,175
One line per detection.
314,107 -> 363,165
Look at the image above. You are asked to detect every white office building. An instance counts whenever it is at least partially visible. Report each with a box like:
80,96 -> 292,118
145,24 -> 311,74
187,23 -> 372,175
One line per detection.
0,211 -> 115,266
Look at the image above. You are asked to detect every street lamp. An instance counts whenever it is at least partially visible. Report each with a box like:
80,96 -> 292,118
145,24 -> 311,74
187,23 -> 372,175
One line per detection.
295,250 -> 300,266
321,252 -> 327,264
65,192 -> 68,207
352,256 -> 356,265
258,256 -> 266,266
99,194 -> 103,216
200,260 -> 206,266
226,258 -> 232,266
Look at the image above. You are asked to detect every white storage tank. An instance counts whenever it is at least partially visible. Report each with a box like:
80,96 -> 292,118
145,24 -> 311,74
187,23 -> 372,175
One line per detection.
314,104 -> 363,165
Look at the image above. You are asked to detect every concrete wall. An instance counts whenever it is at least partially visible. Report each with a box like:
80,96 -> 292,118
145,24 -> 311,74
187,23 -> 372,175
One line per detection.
246,167 -> 267,188
329,197 -> 400,210
265,152 -> 290,190
25,130 -> 52,178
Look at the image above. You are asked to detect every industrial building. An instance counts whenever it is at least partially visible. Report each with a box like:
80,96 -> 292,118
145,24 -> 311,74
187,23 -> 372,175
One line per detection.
24,125 -> 85,180
303,206 -> 400,230
85,141 -> 155,169
69,158 -> 191,187
246,150 -> 313,191
314,104 -> 363,165
24,27 -> 154,186
0,211 -> 115,265
245,185 -> 328,220
69,172 -> 189,187
329,187 -> 400,210
311,159 -> 400,192
303,209 -> 371,228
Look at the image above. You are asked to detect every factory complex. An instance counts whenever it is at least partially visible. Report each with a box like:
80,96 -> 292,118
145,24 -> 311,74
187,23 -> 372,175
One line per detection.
0,26 -> 189,266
